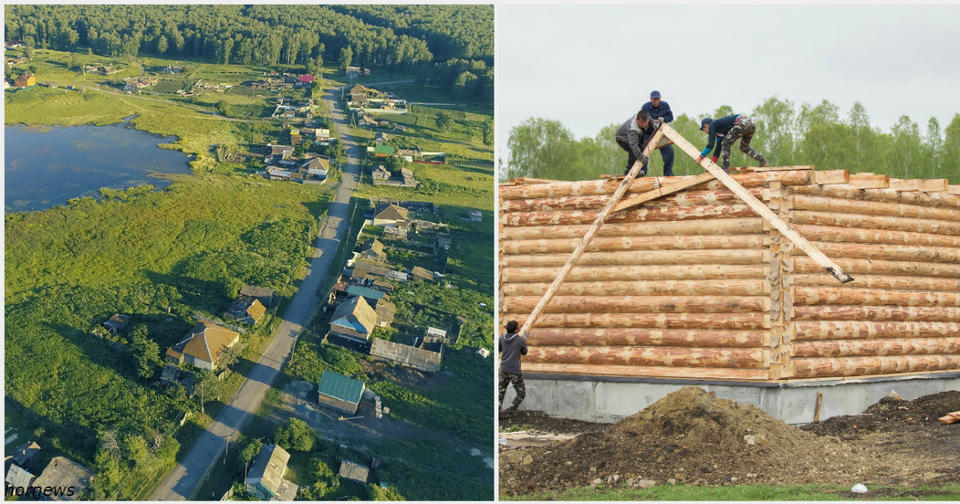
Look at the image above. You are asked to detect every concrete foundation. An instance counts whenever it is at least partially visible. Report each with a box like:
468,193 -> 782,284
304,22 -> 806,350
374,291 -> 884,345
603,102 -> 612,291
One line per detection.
501,372 -> 960,425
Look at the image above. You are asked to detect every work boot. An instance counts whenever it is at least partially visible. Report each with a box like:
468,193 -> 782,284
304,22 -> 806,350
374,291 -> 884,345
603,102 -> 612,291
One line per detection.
758,158 -> 769,168
505,403 -> 520,412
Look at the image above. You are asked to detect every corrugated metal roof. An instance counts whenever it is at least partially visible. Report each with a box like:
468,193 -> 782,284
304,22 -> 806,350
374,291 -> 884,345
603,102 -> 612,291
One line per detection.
317,370 -> 364,404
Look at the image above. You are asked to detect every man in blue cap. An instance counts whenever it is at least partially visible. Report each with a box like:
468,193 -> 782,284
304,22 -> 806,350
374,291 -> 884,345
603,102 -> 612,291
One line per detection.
695,114 -> 768,172
641,90 -> 675,176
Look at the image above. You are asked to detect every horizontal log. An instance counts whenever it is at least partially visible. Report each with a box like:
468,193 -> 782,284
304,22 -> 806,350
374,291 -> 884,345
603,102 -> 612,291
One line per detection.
813,169 -> 850,185
794,337 -> 960,358
527,346 -> 768,368
502,279 -> 767,297
919,179 -> 950,192
501,264 -> 766,283
499,312 -> 767,330
794,305 -> 960,322
790,210 -> 960,236
792,274 -> 960,292
790,241 -> 960,264
501,249 -> 769,267
792,355 -> 960,378
499,170 -> 813,200
790,184 -> 960,208
793,257 -> 960,278
499,218 -> 766,241
795,287 -> 960,307
792,194 -> 960,223
502,234 -> 765,254
794,321 -> 960,341
503,295 -> 768,314
792,224 -> 960,248
501,188 -> 763,213
501,204 -> 755,227
523,362 -> 771,380
949,185 -> 960,195
849,173 -> 890,188
526,327 -> 766,348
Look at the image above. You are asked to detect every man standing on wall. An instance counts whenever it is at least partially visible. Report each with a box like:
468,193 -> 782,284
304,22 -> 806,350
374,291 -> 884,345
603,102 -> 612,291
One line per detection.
695,114 -> 769,172
498,320 -> 528,412
641,90 -> 675,176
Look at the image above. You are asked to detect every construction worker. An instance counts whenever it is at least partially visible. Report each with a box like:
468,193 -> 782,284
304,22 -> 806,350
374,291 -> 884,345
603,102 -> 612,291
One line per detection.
498,320 -> 528,412
696,114 -> 769,172
615,109 -> 661,176
641,90 -> 675,176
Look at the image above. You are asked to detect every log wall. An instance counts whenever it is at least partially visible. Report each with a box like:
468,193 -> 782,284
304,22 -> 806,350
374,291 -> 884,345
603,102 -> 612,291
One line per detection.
499,169 -> 960,381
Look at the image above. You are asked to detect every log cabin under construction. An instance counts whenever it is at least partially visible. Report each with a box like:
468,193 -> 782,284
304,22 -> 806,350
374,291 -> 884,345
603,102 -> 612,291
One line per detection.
499,164 -> 960,422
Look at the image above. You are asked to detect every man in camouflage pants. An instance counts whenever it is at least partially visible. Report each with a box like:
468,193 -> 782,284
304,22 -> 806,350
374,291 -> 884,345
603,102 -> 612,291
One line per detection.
498,320 -> 528,412
696,114 -> 768,172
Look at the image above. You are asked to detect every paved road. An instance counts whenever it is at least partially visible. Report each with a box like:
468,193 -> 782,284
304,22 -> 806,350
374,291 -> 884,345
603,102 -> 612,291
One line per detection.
150,85 -> 362,500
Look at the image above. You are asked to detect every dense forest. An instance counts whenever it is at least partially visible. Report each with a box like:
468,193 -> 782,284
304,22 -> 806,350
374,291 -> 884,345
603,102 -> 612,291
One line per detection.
3,4 -> 493,100
502,97 -> 960,183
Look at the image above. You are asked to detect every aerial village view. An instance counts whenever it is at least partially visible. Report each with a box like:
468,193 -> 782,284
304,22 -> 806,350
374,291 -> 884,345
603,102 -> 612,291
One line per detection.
4,4 -> 494,501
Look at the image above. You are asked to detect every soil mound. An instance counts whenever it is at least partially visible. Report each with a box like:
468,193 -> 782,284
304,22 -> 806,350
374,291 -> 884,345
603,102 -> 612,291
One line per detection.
500,410 -> 605,435
500,386 -> 866,495
803,391 -> 960,438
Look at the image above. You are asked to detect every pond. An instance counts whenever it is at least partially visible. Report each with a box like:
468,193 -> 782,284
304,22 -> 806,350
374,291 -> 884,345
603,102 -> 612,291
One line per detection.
4,119 -> 192,212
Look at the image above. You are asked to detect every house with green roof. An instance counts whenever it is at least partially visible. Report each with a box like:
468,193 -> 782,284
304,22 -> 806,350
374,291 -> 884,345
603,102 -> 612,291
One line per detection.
317,370 -> 365,415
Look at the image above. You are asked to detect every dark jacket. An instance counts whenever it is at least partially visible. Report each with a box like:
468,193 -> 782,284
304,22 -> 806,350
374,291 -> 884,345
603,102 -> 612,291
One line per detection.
615,116 -> 656,160
499,332 -> 528,375
701,114 -> 741,157
642,101 -> 674,123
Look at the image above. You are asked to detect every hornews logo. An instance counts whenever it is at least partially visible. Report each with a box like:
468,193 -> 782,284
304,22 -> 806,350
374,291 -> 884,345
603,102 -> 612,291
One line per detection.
5,483 -> 78,498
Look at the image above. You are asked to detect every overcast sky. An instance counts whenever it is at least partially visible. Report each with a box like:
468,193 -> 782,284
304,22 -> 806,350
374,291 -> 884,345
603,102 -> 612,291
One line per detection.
495,3 -> 960,164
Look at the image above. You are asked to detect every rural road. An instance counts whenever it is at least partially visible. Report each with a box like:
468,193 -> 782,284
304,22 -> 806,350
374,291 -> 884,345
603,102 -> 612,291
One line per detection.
150,84 -> 362,500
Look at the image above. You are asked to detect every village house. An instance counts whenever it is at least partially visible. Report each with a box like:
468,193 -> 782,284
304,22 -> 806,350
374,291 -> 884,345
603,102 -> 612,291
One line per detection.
400,167 -> 418,187
226,296 -> 267,325
5,464 -> 35,492
360,239 -> 387,262
338,460 -> 370,484
244,444 -> 298,501
369,337 -> 441,373
410,266 -> 436,282
102,313 -> 131,335
317,370 -> 365,416
371,165 -> 391,184
123,77 -> 153,93
315,128 -> 331,142
329,296 -> 378,344
240,285 -> 275,306
14,74 -> 36,88
373,204 -> 409,227
166,322 -> 240,371
31,456 -> 92,501
374,132 -> 389,145
265,144 -> 294,160
11,440 -> 41,466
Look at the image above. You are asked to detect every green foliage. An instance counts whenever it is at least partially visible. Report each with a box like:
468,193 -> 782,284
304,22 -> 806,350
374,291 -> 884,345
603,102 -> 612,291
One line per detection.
240,438 -> 261,466
368,482 -> 405,500
503,99 -> 960,183
303,456 -> 339,498
130,325 -> 163,379
274,418 -> 315,452
435,111 -> 453,130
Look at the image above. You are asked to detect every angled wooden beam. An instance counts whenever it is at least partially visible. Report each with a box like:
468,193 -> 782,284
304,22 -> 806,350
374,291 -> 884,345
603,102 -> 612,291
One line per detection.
660,123 -> 854,284
518,126 -> 667,337
613,171 -> 716,212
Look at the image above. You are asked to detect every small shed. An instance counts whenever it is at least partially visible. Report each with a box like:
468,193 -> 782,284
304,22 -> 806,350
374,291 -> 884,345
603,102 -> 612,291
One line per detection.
317,370 -> 365,416
240,285 -> 275,306
102,313 -> 131,335
410,266 -> 435,282
5,463 -> 35,490
11,440 -> 41,466
338,460 -> 370,484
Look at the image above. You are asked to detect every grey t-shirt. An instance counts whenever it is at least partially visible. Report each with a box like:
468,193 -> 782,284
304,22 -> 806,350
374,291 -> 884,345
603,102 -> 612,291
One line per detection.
499,332 -> 528,375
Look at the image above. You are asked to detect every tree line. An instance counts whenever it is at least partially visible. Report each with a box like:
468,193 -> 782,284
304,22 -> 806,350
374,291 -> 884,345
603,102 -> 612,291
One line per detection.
4,5 -> 493,99
502,97 -> 960,183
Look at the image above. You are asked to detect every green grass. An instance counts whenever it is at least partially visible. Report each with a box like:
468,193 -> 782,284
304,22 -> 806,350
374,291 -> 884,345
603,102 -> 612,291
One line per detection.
504,483 -> 960,501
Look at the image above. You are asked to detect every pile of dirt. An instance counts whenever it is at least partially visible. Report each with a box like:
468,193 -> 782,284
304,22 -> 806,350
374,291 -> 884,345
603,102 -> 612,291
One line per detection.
499,386 -> 879,496
500,410 -> 606,435
803,391 -> 960,438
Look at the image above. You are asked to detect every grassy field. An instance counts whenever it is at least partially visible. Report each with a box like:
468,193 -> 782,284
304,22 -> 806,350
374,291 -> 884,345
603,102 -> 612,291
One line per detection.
504,483 -> 960,501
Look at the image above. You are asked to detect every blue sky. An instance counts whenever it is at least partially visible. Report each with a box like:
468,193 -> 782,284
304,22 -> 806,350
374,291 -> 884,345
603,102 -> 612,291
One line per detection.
495,3 -> 960,163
